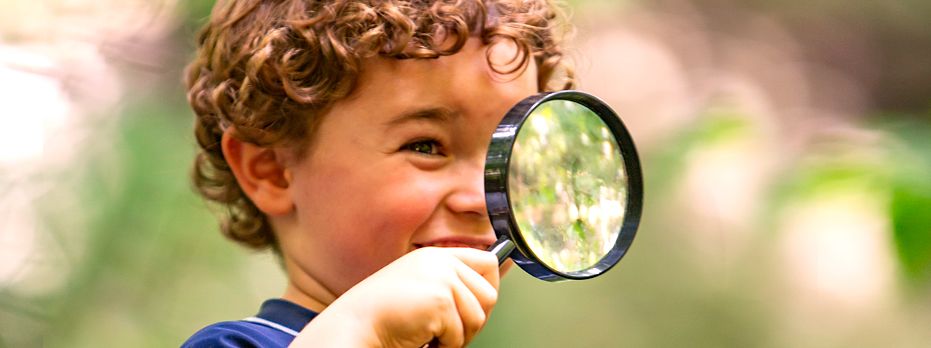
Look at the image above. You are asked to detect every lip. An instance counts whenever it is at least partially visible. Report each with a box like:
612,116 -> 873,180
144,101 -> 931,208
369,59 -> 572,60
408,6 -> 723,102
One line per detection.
413,236 -> 497,251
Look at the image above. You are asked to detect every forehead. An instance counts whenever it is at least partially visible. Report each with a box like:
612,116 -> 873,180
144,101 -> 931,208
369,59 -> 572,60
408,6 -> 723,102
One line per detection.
335,38 -> 536,114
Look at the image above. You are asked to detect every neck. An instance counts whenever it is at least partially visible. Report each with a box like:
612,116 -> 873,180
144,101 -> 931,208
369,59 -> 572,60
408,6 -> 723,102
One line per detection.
280,257 -> 337,313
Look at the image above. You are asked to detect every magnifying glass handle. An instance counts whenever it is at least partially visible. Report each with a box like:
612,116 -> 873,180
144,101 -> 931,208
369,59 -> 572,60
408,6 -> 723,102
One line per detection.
488,237 -> 515,265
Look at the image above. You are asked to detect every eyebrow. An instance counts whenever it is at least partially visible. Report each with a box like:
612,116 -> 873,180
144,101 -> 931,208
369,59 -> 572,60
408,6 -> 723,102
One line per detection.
383,106 -> 458,128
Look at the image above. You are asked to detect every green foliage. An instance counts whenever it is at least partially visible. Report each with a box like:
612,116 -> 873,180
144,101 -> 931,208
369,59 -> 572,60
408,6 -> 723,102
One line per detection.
884,120 -> 931,287
645,107 -> 754,196
0,91 -> 280,347
891,184 -> 931,285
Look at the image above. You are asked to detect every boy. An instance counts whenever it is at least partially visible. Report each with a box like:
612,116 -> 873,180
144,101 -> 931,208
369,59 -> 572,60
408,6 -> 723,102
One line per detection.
182,0 -> 574,347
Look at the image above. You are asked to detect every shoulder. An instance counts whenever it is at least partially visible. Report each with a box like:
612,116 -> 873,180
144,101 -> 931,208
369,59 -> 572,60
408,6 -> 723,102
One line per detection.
181,320 -> 295,348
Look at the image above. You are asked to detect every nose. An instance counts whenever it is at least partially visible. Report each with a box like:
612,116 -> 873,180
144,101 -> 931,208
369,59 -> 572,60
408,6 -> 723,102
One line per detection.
444,158 -> 488,219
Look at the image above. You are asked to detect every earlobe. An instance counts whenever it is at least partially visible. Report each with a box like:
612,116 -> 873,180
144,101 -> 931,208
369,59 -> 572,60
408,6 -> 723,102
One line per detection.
221,130 -> 294,216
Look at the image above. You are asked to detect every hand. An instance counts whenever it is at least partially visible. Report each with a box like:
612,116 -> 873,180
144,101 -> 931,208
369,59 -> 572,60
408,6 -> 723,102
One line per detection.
290,247 -> 500,348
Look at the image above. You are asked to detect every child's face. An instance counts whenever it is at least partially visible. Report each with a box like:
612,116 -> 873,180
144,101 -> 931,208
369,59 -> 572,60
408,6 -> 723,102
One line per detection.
277,38 -> 538,301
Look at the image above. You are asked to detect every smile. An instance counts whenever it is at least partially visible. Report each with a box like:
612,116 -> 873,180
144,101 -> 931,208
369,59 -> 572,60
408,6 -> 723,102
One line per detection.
413,239 -> 493,250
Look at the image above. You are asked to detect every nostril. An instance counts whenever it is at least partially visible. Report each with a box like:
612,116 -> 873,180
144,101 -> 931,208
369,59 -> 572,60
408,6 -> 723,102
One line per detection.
445,195 -> 488,217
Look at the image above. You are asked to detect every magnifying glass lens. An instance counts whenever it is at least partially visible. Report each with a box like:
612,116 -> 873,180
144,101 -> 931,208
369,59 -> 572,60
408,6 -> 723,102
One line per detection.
508,100 -> 627,273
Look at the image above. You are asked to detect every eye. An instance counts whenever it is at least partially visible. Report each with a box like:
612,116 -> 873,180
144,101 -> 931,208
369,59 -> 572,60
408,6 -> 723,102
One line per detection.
402,139 -> 443,156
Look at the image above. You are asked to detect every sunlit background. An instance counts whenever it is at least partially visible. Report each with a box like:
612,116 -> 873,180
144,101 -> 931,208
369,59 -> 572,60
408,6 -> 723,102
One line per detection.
1,0 -> 929,347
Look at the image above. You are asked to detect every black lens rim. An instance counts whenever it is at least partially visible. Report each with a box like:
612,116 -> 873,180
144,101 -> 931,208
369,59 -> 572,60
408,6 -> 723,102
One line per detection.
484,90 -> 644,281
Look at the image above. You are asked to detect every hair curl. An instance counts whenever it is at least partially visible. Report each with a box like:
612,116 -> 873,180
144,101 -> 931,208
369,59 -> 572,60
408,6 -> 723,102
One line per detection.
185,0 -> 575,251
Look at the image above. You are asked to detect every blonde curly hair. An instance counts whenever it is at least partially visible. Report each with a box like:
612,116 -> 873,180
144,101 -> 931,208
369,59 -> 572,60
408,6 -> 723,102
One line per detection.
185,0 -> 575,251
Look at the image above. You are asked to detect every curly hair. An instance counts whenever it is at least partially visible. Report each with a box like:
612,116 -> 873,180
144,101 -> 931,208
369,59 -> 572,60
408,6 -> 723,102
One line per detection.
185,0 -> 576,251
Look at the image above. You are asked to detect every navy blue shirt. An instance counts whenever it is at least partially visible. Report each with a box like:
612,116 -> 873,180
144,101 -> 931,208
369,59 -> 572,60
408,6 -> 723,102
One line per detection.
182,299 -> 318,347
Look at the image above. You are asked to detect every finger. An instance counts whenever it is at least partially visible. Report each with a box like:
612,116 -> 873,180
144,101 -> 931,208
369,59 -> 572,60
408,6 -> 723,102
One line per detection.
454,260 -> 498,314
442,247 -> 500,290
448,274 -> 487,347
500,259 -> 515,276
433,284 -> 466,348
455,262 -> 502,346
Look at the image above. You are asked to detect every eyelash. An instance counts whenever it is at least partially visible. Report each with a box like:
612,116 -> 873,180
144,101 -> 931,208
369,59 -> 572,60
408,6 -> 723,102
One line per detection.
402,138 -> 445,156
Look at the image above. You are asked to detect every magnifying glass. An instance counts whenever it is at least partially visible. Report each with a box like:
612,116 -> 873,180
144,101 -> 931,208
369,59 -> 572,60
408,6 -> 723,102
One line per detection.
485,90 -> 643,281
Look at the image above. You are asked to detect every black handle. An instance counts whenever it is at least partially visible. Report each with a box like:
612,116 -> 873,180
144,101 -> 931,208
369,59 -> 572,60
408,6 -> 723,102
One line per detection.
487,237 -> 515,265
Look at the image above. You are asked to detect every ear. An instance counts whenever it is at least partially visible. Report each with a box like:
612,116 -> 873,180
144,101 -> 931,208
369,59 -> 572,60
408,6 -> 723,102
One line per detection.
221,130 -> 294,216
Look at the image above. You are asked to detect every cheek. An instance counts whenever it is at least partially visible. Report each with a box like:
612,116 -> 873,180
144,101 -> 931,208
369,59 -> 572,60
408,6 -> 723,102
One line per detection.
365,170 -> 444,238
292,160 -> 445,286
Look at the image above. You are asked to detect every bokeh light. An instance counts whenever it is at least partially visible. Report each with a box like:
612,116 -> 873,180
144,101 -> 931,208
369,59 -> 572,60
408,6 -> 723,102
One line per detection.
2,0 -> 930,347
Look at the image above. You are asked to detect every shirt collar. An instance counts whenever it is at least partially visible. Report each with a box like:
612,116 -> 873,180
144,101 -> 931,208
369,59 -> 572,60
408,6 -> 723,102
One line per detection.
255,298 -> 319,334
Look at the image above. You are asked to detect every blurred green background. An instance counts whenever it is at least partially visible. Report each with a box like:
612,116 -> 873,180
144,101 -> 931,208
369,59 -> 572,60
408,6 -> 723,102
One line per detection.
1,0 -> 930,347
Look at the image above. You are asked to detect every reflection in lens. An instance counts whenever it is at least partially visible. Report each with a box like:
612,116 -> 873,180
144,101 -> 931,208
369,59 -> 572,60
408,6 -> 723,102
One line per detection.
509,100 -> 627,273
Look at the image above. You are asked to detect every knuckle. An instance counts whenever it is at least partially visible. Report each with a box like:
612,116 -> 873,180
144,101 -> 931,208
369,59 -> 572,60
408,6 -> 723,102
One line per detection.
424,286 -> 454,311
472,310 -> 487,328
486,289 -> 499,305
